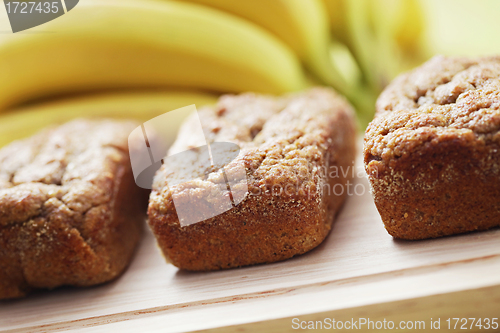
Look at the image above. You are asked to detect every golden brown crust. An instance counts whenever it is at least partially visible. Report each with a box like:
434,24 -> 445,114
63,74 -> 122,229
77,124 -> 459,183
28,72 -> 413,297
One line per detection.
0,119 -> 148,299
364,55 -> 500,240
148,88 -> 357,271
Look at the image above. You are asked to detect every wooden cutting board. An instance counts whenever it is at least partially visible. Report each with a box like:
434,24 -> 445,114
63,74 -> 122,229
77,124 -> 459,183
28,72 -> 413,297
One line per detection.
1,150 -> 500,333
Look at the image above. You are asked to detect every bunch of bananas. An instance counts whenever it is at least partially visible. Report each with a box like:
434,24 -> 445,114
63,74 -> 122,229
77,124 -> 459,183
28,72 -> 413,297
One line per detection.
0,0 -> 429,147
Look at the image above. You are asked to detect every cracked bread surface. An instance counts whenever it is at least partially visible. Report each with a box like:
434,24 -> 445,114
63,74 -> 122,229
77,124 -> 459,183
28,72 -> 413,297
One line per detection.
364,55 -> 500,240
148,88 -> 357,271
0,119 -> 148,299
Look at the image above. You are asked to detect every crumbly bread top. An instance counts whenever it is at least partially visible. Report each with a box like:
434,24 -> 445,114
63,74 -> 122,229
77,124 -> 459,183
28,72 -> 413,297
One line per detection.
365,56 -> 500,161
150,88 -> 355,215
0,119 -> 136,227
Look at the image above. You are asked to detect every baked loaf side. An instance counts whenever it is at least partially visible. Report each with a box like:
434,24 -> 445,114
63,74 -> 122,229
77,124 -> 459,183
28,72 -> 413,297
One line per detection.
365,56 -> 500,239
148,88 -> 357,271
0,119 -> 147,299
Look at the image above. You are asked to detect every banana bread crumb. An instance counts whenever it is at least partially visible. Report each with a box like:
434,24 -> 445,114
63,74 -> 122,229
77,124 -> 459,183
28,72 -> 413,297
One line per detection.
364,55 -> 500,239
0,119 -> 148,299
148,88 -> 357,270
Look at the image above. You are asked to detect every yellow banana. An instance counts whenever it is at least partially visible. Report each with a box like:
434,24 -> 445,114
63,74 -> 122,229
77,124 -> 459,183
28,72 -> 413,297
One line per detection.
176,0 -> 355,95
328,40 -> 376,125
324,0 -> 426,90
342,0 -> 379,90
0,90 -> 218,148
368,0 -> 403,87
329,40 -> 362,91
370,0 -> 426,80
322,0 -> 350,47
391,0 -> 426,61
0,0 -> 305,111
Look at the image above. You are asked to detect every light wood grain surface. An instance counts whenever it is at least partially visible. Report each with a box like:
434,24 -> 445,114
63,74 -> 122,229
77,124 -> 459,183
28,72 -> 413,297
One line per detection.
1,151 -> 499,332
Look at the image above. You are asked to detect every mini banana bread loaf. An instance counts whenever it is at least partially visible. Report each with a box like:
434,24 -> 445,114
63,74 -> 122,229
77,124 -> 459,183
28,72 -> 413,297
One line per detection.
0,119 -> 148,299
148,88 -> 357,270
364,55 -> 500,240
